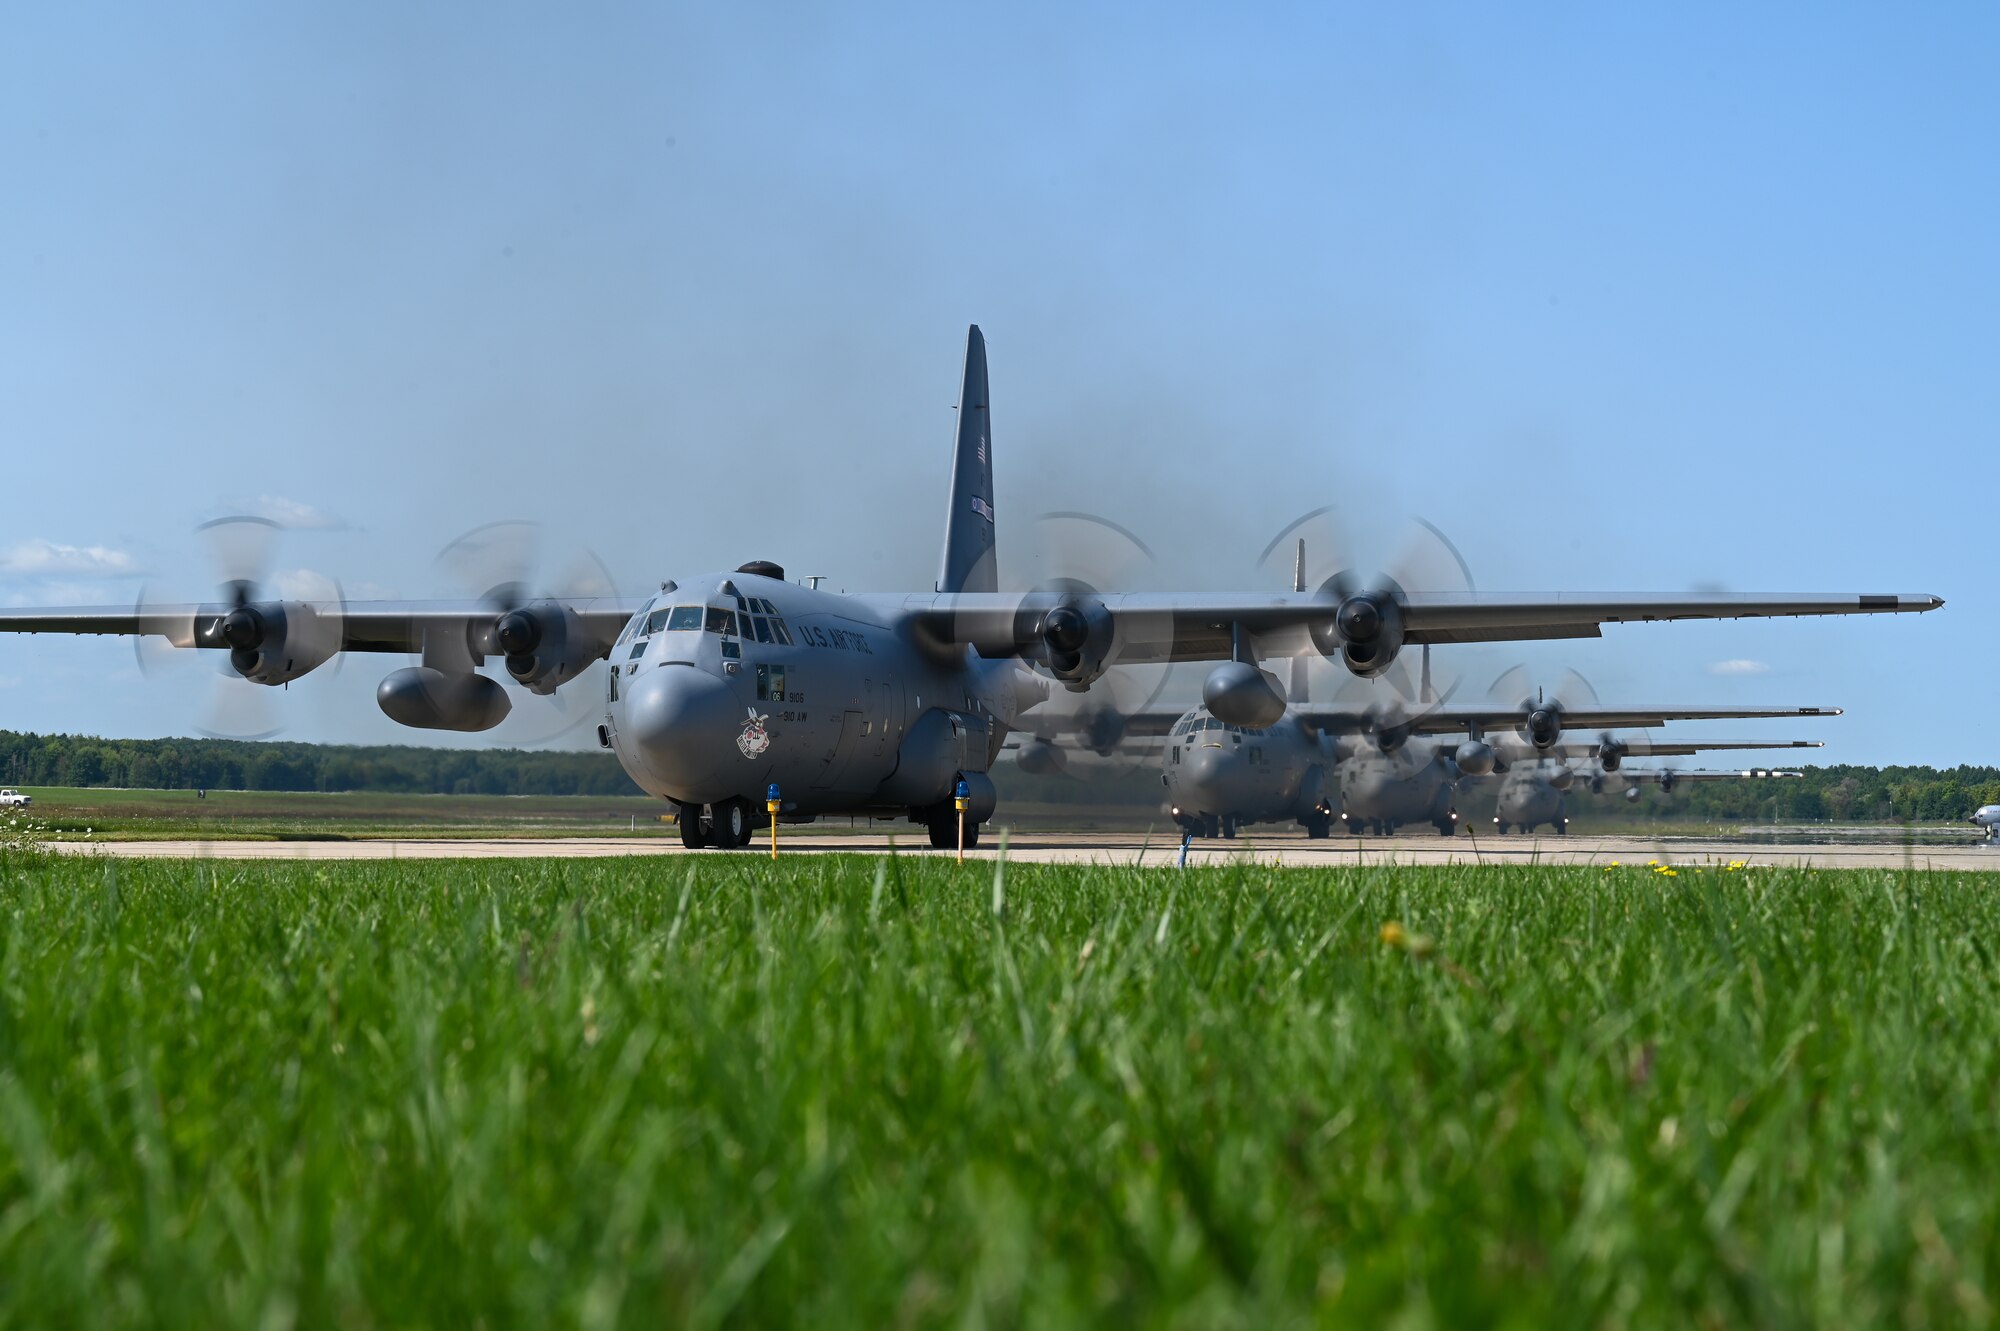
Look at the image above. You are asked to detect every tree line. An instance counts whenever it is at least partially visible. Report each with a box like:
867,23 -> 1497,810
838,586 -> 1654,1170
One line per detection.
0,731 -> 645,797
1591,764 -> 2000,824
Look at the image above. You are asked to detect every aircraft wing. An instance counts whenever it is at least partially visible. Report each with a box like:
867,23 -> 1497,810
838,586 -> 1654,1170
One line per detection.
0,599 -> 645,655
1011,708 -> 1183,741
1293,703 -> 1843,735
908,590 -> 1943,665
1621,767 -> 1805,783
1536,738 -> 1825,759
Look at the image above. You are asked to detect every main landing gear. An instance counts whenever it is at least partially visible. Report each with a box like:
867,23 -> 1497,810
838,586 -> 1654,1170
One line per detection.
926,810 -> 982,849
678,798 -> 756,850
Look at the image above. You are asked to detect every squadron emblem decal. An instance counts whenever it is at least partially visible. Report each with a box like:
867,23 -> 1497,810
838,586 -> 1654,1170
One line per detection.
737,707 -> 772,759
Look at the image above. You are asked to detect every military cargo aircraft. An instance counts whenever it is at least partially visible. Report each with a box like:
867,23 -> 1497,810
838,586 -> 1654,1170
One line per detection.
1158,694 -> 1831,838
1340,734 -> 1825,837
1491,760 -> 1805,834
0,327 -> 1945,847
1970,805 -> 2000,842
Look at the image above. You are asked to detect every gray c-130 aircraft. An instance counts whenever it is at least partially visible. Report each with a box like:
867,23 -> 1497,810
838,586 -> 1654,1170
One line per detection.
1491,757 -> 1809,834
1151,661 -> 1839,839
0,327 -> 1945,847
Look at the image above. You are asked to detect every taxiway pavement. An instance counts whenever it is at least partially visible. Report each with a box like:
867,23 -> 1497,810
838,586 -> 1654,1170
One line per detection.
50,830 -> 2000,871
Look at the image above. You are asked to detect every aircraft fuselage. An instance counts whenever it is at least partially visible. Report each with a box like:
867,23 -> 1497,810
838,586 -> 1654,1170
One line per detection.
1493,764 -> 1569,833
1334,744 -> 1461,834
603,569 -> 1034,828
1160,706 -> 1333,835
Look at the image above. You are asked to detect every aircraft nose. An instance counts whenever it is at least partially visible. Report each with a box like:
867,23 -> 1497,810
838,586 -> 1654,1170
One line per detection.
1179,745 -> 1235,802
623,665 -> 745,799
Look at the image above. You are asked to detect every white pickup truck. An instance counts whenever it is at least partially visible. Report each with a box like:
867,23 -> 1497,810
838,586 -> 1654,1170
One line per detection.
0,790 -> 32,808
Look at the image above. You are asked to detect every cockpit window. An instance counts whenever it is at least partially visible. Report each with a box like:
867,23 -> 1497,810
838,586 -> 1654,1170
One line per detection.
771,620 -> 795,646
665,606 -> 703,631
705,607 -> 738,636
750,616 -> 773,644
618,599 -> 655,645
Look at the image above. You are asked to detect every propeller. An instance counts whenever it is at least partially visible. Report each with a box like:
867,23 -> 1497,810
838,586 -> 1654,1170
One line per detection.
432,521 -> 619,747
1588,726 -> 1657,791
1006,512 -> 1177,776
135,516 -> 347,740
1330,643 -> 1462,752
1486,664 -> 1602,752
1255,507 -> 1476,679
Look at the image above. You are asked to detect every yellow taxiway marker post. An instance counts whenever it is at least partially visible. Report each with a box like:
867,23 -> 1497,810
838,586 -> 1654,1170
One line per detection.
767,783 -> 781,860
955,778 -> 970,864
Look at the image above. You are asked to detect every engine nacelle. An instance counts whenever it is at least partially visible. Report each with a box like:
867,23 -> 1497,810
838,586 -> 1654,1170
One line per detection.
1547,765 -> 1575,792
1028,594 -> 1115,689
1525,705 -> 1563,749
1014,739 -> 1068,777
214,602 -> 341,686
377,667 -> 513,731
1598,737 -> 1627,772
1202,661 -> 1287,727
1075,702 -> 1126,756
1624,786 -> 1642,802
486,603 -> 594,696
1453,740 -> 1496,777
1310,585 -> 1406,679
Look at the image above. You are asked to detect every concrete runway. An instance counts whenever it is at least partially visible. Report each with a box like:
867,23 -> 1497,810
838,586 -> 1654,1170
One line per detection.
51,830 -> 2000,871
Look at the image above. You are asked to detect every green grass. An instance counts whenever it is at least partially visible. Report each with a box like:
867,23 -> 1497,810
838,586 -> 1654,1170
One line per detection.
10,786 -> 671,841
1,851 -> 1997,1327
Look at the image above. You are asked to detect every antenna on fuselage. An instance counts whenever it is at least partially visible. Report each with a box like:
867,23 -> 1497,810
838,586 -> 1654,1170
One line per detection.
803,575 -> 827,590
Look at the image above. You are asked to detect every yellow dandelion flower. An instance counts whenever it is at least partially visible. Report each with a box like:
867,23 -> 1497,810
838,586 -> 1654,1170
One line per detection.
1380,921 -> 1407,948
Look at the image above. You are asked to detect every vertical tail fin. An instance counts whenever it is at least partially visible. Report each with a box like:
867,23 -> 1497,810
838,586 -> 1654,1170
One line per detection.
936,325 -> 997,594
1287,537 -> 1310,704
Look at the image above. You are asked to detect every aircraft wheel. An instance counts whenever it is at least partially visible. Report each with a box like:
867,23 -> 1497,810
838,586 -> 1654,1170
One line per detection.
1203,815 -> 1220,839
1437,820 -> 1455,837
1556,820 -> 1568,837
678,802 -> 705,850
1494,821 -> 1508,835
709,798 -> 751,848
964,821 -> 982,849
926,815 -> 954,849
1305,813 -> 1331,839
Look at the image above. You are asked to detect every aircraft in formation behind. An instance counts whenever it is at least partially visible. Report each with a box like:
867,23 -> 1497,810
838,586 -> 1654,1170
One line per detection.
1145,662 -> 1835,838
0,327 -> 1944,846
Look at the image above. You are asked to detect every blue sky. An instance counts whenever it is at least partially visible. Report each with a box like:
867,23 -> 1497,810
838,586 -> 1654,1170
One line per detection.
0,3 -> 1990,762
